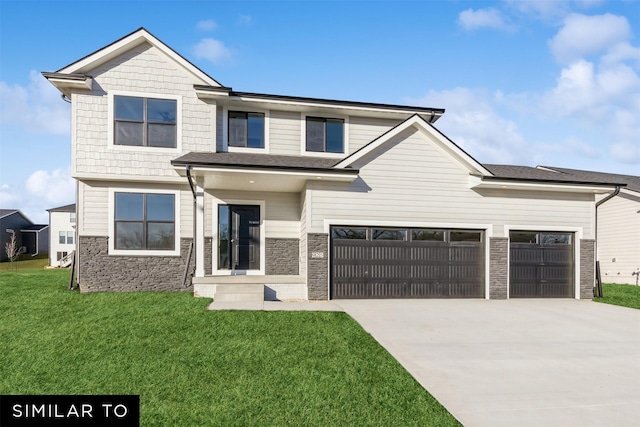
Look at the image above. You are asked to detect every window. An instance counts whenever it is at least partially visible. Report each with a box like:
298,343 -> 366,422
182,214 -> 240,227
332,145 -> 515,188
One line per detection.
70,213 -> 76,223
372,229 -> 406,240
331,228 -> 367,240
510,231 -> 538,244
66,231 -> 74,245
58,231 -> 66,244
114,96 -> 176,147
56,251 -> 68,261
114,192 -> 175,250
306,117 -> 344,153
541,233 -> 572,245
228,112 -> 265,148
450,231 -> 482,242
412,229 -> 445,242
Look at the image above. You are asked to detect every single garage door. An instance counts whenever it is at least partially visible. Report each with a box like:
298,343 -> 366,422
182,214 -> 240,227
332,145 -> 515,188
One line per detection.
331,227 -> 485,299
510,231 -> 574,298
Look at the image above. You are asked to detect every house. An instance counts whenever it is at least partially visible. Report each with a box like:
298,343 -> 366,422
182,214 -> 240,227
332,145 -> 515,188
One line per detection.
43,28 -> 622,299
47,203 -> 77,267
538,167 -> 638,286
0,209 -> 49,261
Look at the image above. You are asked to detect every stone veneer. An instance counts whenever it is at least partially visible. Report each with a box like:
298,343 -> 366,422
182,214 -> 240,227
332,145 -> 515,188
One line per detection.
266,238 -> 300,275
204,237 -> 212,275
580,239 -> 595,299
78,236 -> 194,292
489,237 -> 509,299
307,233 -> 329,300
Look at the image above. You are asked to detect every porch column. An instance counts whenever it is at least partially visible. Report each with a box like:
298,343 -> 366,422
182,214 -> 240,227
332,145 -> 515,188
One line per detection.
195,176 -> 205,278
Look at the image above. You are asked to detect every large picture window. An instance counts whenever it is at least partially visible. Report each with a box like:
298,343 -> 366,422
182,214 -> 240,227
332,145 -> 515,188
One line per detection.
228,111 -> 265,148
306,117 -> 344,153
114,192 -> 175,250
114,96 -> 177,147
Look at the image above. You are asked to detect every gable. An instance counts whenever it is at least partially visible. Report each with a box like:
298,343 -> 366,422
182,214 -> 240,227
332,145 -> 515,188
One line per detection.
56,28 -> 221,87
336,115 -> 492,176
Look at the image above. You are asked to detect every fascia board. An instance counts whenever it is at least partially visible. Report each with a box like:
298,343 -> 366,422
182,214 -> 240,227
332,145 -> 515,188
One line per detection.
470,175 -> 617,194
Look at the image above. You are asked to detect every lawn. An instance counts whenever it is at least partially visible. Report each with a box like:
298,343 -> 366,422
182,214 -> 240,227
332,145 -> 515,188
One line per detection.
0,270 -> 459,426
594,283 -> 640,310
0,253 -> 49,271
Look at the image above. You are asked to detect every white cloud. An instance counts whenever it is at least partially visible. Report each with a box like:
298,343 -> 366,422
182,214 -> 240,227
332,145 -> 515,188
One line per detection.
0,70 -> 70,135
548,14 -> 632,64
0,184 -> 20,207
407,88 -> 531,165
193,38 -> 234,65
196,19 -> 217,31
25,168 -> 75,207
458,8 -> 511,31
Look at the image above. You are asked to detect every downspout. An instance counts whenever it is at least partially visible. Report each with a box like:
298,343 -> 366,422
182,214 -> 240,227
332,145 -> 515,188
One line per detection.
594,186 -> 621,296
182,165 -> 197,288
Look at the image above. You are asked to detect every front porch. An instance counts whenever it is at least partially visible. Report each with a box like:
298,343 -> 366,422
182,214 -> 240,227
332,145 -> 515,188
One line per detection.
193,274 -> 307,301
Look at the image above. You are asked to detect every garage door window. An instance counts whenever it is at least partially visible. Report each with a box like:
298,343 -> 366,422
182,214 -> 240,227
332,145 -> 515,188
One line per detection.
450,231 -> 482,242
510,231 -> 538,243
411,229 -> 445,242
331,228 -> 367,239
372,229 -> 406,240
541,233 -> 571,245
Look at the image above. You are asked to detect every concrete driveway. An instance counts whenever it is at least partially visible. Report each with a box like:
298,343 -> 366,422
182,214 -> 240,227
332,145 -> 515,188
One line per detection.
335,299 -> 640,427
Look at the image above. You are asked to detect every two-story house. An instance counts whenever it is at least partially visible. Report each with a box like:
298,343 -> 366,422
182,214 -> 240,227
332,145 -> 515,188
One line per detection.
44,28 -> 622,300
47,203 -> 76,267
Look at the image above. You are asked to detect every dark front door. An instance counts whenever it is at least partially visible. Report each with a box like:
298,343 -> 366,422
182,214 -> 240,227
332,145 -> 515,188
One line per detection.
230,205 -> 260,270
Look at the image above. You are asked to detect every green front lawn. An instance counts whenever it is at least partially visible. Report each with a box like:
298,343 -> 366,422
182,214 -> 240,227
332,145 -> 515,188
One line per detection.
594,283 -> 640,310
0,253 -> 49,271
0,270 -> 459,426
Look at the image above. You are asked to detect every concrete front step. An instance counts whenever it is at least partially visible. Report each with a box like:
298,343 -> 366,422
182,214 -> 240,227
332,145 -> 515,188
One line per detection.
214,284 -> 264,302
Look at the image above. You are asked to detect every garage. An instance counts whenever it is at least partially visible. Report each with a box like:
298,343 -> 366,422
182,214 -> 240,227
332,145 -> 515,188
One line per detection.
330,226 -> 485,299
509,231 -> 575,298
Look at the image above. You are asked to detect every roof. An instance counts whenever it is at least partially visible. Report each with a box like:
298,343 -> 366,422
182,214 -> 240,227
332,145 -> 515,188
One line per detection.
483,164 -> 627,188
47,203 -> 76,213
0,209 -> 18,219
20,225 -> 49,232
194,86 -> 445,119
172,152 -> 357,173
538,166 -> 640,193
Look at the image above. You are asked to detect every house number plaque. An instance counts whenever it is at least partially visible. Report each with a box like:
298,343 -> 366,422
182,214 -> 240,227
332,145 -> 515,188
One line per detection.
311,252 -> 324,259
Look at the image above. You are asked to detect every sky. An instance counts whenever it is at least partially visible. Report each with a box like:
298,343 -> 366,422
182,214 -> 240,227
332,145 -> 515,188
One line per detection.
0,0 -> 639,223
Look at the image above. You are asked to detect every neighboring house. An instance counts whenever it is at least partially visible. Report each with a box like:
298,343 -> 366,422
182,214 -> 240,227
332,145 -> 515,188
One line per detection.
48,204 -> 77,267
43,28 -> 622,299
0,209 -> 49,261
536,167 -> 639,285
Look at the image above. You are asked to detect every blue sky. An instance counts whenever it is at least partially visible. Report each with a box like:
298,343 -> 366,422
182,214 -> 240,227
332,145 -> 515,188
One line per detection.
1,0 -> 639,223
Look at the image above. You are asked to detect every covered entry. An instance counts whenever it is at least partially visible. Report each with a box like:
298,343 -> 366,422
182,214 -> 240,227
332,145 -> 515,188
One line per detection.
509,231 -> 574,298
331,226 -> 485,299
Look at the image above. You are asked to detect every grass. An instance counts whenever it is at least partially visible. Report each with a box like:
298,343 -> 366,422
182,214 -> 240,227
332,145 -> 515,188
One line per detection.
0,253 -> 49,271
0,270 -> 459,426
594,283 -> 640,310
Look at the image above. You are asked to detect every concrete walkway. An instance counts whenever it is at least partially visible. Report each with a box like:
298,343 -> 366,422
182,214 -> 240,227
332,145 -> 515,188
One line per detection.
207,300 -> 344,311
335,299 -> 640,427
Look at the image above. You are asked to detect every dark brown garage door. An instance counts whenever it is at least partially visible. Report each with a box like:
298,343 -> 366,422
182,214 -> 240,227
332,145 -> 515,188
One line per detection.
331,227 -> 485,299
510,231 -> 574,298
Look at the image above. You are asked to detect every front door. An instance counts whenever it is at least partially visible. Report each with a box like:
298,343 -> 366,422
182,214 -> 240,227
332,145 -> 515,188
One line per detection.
226,205 -> 260,270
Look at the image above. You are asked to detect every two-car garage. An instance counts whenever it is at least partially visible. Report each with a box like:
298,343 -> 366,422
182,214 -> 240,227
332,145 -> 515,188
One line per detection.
329,226 -> 575,299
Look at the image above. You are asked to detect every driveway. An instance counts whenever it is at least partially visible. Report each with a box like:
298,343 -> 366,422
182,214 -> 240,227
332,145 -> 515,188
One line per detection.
335,299 -> 640,427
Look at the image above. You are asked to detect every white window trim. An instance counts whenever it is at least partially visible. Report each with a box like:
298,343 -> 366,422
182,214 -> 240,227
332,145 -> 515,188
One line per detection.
323,219 -> 493,300
212,197 -> 266,275
107,90 -> 182,153
504,225 -> 583,300
108,187 -> 181,256
301,113 -> 349,158
222,106 -> 270,154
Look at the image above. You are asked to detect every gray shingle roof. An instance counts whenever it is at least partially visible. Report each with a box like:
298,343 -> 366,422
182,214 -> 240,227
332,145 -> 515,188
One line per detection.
483,164 -> 630,188
538,166 -> 640,193
0,209 -> 18,217
172,152 -> 357,173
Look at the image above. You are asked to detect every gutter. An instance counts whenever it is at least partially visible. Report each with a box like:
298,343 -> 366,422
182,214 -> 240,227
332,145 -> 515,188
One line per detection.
596,186 -> 621,207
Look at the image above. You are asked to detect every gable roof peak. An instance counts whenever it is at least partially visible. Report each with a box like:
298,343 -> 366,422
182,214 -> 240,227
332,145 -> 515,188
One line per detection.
53,27 -> 222,87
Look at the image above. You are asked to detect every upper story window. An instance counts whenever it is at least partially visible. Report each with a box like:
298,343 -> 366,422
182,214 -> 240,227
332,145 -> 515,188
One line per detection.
114,96 -> 177,148
228,111 -> 265,149
306,117 -> 344,153
114,192 -> 175,250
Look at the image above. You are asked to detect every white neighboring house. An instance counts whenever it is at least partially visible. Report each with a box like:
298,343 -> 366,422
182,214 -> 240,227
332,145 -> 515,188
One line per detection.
43,28 -> 622,300
48,204 -> 76,267
535,167 -> 640,286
